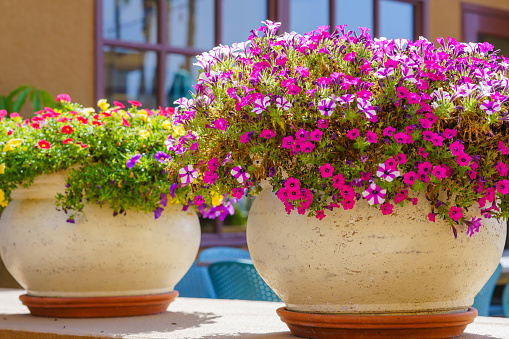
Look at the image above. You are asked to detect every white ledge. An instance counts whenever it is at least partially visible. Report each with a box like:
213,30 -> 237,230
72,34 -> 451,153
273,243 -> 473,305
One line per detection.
1,288 -> 509,338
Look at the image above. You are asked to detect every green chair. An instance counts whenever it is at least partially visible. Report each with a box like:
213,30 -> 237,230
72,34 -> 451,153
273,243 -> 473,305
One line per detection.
472,263 -> 502,316
208,259 -> 281,302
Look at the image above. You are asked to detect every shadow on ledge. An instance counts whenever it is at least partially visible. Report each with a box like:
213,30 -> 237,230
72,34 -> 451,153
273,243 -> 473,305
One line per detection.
0,310 -> 220,335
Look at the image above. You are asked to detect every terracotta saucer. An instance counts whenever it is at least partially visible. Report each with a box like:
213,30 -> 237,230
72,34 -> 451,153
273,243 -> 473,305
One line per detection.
20,291 -> 179,318
276,307 -> 477,339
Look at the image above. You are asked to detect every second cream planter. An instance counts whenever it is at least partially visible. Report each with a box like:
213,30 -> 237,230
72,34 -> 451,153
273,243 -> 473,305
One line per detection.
247,185 -> 506,316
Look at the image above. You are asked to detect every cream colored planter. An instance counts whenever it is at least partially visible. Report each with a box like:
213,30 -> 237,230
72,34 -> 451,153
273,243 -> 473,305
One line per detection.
0,171 -> 200,297
247,186 -> 506,315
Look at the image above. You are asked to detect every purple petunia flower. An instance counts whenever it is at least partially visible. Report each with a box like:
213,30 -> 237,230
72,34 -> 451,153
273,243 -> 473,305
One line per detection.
466,217 -> 482,237
154,151 -> 171,163
362,183 -> 387,205
318,98 -> 336,116
154,207 -> 164,219
126,153 -> 142,168
231,165 -> 250,183
480,100 -> 501,115
252,96 -> 270,114
275,97 -> 291,110
159,193 -> 168,207
170,183 -> 178,199
179,165 -> 198,185
376,163 -> 400,182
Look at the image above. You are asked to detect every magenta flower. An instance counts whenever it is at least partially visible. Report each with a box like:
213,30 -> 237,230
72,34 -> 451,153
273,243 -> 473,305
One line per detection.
362,183 -> 387,205
317,119 -> 329,129
302,141 -> 315,153
346,129 -> 360,140
203,171 -> 218,184
403,171 -> 417,185
282,136 -> 294,149
431,165 -> 446,180
318,98 -> 336,116
208,158 -> 219,171
418,162 -> 432,174
383,126 -> 396,137
443,128 -> 457,139
428,213 -> 436,222
316,210 -> 326,220
213,118 -> 229,130
394,190 -> 408,204
286,187 -> 302,201
332,173 -> 345,189
496,162 -> 508,176
456,152 -> 472,167
366,130 -> 378,143
342,198 -> 355,210
497,179 -> 509,195
231,165 -> 250,183
260,129 -> 276,139
376,163 -> 400,182
231,188 -> 244,199
396,153 -> 407,164
240,131 -> 254,143
393,132 -> 408,144
154,151 -> 171,163
357,98 -> 377,121
449,140 -> 464,155
381,202 -> 393,215
126,153 -> 142,168
340,185 -> 356,199
337,94 -> 355,105
194,195 -> 204,206
284,177 -> 300,189
295,129 -> 309,141
319,163 -> 334,178
418,147 -> 429,158
310,129 -> 323,141
287,84 -> 302,95
179,165 -> 198,185
449,206 -> 463,221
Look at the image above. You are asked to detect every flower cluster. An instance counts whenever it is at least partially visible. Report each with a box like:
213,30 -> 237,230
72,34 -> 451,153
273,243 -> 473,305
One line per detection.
0,96 -> 234,222
169,20 -> 509,237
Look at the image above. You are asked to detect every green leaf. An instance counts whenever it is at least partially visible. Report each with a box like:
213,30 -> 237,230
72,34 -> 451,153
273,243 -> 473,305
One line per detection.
39,90 -> 56,108
12,87 -> 31,113
30,90 -> 42,112
6,85 -> 30,101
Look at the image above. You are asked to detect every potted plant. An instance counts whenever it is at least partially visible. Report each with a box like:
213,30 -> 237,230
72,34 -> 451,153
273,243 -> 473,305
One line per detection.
0,95 -> 234,317
168,20 -> 508,338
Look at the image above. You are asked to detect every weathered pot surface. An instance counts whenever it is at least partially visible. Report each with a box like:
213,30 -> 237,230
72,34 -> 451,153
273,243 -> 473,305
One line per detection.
247,186 -> 506,315
0,171 -> 200,298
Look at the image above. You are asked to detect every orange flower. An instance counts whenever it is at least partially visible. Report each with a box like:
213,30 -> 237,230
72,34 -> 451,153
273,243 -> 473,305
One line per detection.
38,140 -> 51,149
61,125 -> 74,134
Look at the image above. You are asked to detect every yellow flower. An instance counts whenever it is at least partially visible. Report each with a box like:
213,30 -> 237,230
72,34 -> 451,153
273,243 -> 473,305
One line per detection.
0,163 -> 5,174
139,130 -> 149,139
138,110 -> 149,122
0,189 -> 8,207
168,197 -> 182,205
162,120 -> 173,130
172,124 -> 186,138
3,139 -> 23,152
211,192 -> 224,207
83,107 -> 96,115
97,99 -> 110,111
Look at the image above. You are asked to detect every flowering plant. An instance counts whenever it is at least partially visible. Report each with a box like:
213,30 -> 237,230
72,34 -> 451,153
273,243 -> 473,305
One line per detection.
0,95 -> 234,222
169,20 -> 509,237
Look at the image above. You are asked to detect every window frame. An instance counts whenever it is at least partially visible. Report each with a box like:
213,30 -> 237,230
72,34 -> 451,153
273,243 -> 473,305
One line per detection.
95,0 -> 427,247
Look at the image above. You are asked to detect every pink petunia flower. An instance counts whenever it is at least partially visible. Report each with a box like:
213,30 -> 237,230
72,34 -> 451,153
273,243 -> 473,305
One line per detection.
310,129 -> 323,141
366,130 -> 378,143
285,177 -> 300,189
495,162 -> 508,176
449,206 -> 463,221
302,141 -> 315,153
342,198 -> 355,210
449,140 -> 464,156
260,129 -> 276,139
346,129 -> 359,140
428,213 -> 436,222
403,171 -> 417,185
456,152 -> 472,167
381,202 -> 393,215
318,98 -> 336,116
281,136 -> 294,149
213,118 -> 229,131
383,126 -> 396,137
319,163 -> 334,178
394,190 -> 408,204
332,174 -> 345,189
179,165 -> 198,185
496,179 -> 509,195
316,210 -> 326,220
396,153 -> 407,165
295,129 -> 309,141
317,119 -> 329,129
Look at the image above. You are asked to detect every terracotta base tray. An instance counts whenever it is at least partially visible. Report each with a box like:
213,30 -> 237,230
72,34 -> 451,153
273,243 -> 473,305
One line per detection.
277,307 -> 477,339
19,291 -> 178,318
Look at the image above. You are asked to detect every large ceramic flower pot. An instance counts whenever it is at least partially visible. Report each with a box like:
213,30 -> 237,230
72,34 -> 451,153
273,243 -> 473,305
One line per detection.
247,186 -> 506,338
0,171 -> 201,317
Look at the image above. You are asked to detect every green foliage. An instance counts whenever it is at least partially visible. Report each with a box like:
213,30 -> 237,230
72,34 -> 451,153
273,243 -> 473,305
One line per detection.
0,85 -> 56,114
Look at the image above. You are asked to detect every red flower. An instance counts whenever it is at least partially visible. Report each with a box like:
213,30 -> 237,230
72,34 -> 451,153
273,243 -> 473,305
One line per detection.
92,120 -> 104,126
63,138 -> 73,144
114,101 -> 125,108
61,125 -> 74,134
77,116 -> 88,124
122,117 -> 131,127
38,140 -> 51,149
128,100 -> 142,107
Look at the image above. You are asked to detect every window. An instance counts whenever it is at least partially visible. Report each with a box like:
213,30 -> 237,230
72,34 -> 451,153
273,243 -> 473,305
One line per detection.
95,0 -> 427,246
